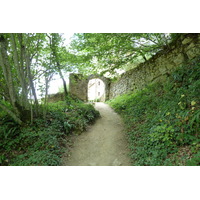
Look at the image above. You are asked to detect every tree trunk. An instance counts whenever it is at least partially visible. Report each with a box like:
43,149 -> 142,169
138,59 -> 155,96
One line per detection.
21,38 -> 39,117
0,102 -> 22,124
50,33 -> 68,99
10,33 -> 29,109
43,73 -> 53,119
26,56 -> 39,116
57,64 -> 68,98
0,34 -> 20,116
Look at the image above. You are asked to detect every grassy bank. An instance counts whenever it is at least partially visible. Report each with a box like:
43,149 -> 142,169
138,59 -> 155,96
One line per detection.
0,100 -> 100,166
109,57 -> 200,166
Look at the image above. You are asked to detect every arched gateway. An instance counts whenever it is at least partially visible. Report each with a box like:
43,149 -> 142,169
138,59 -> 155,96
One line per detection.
69,74 -> 110,102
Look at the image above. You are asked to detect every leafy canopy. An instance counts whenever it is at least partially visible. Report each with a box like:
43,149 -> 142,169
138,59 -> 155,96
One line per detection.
70,33 -> 180,76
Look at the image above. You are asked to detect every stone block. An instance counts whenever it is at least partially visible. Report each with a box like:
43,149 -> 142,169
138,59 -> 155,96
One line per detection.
182,37 -> 193,45
173,53 -> 185,65
186,45 -> 200,59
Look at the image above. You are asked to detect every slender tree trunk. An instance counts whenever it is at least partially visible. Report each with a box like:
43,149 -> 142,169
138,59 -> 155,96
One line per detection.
57,63 -> 68,98
23,42 -> 39,116
50,33 -> 68,99
10,33 -> 29,109
26,57 -> 39,116
43,78 -> 48,120
18,34 -> 29,107
0,102 -> 22,124
18,34 -> 28,89
43,73 -> 53,119
0,34 -> 20,116
29,90 -> 33,124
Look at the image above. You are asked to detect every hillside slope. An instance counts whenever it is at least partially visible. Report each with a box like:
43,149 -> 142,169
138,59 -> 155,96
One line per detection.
0,100 -> 100,166
109,57 -> 200,166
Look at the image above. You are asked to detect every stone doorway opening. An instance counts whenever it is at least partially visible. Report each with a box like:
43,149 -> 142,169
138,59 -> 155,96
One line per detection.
88,78 -> 105,102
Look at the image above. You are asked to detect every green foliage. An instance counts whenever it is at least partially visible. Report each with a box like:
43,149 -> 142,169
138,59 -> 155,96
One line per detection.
187,152 -> 200,166
108,57 -> 200,166
0,33 -> 79,125
0,100 -> 99,166
70,33 -> 180,76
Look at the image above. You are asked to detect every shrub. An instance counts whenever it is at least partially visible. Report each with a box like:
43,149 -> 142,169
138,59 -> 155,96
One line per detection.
0,100 -> 100,166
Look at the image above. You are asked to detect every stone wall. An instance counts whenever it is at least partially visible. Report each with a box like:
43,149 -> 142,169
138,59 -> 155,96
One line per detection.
69,74 -> 88,101
69,73 -> 111,102
45,92 -> 65,103
69,34 -> 200,101
109,34 -> 200,99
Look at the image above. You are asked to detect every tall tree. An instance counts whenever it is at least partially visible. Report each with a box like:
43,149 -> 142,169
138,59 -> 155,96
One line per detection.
49,33 -> 69,98
0,33 -> 47,123
0,34 -> 22,123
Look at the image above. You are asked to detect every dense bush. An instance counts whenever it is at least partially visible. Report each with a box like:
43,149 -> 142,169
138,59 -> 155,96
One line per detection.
0,100 -> 100,166
109,57 -> 200,166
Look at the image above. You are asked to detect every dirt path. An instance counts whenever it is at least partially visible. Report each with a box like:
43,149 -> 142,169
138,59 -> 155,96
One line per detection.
62,102 -> 131,166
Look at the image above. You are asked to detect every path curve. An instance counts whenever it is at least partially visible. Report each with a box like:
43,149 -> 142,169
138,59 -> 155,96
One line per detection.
62,102 -> 131,166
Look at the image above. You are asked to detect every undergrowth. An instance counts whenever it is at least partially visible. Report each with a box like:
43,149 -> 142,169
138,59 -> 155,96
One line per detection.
109,57 -> 200,166
0,100 -> 100,166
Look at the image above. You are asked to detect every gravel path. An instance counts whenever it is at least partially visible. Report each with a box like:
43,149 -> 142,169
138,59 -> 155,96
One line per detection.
62,102 -> 131,166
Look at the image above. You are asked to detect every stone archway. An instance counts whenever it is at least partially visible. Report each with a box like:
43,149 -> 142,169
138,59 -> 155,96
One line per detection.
69,73 -> 110,102
87,74 -> 110,102
88,78 -> 105,102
